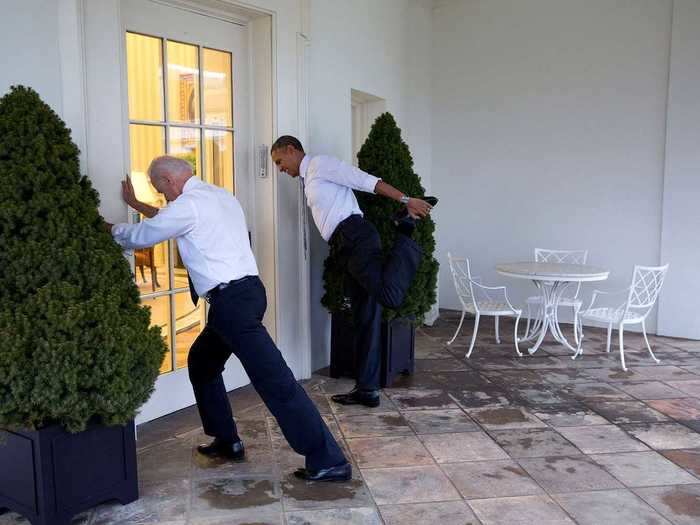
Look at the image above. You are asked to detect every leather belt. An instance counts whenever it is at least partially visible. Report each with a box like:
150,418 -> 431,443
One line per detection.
204,276 -> 255,303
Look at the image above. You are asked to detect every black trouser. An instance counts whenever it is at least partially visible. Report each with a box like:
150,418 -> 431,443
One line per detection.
332,215 -> 422,390
187,276 -> 346,472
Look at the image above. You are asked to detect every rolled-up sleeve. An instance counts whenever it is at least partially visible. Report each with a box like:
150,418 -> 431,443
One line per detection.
112,198 -> 197,250
317,157 -> 380,194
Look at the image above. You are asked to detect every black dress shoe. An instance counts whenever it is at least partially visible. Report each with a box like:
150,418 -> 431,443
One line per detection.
294,462 -> 352,482
196,438 -> 245,461
331,388 -> 380,408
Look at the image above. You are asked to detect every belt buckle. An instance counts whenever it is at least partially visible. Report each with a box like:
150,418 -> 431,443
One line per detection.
205,278 -> 249,303
204,285 -> 220,304
205,281 -> 229,303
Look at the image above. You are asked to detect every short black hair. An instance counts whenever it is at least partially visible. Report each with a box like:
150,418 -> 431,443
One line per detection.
271,135 -> 304,153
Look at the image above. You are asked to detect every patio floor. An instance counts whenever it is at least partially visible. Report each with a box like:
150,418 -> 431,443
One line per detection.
2,310 -> 700,524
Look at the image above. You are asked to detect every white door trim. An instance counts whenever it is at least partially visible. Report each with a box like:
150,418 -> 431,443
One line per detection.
147,0 -> 252,26
296,28 -> 312,378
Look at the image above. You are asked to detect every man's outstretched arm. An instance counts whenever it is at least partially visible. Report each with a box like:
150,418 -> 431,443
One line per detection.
111,199 -> 195,250
374,180 -> 433,219
103,175 -> 159,235
122,175 -> 159,218
323,159 -> 434,219
106,176 -> 195,250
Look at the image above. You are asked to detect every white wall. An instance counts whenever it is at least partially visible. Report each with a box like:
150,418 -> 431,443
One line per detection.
658,0 -> 700,339
0,2 -> 62,114
432,0 -> 674,331
306,0 -> 434,370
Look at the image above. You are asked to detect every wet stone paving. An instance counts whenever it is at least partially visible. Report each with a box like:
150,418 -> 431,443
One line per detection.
2,310 -> 700,524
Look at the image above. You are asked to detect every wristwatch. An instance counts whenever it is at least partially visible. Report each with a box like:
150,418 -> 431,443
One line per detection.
400,195 -> 410,205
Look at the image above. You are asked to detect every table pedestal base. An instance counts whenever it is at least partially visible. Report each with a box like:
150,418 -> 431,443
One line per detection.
519,281 -> 577,355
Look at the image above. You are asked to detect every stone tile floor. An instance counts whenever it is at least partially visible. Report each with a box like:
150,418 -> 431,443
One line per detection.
2,310 -> 700,524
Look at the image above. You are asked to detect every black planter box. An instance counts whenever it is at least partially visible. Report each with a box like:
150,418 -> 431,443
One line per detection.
0,420 -> 138,525
330,312 -> 415,388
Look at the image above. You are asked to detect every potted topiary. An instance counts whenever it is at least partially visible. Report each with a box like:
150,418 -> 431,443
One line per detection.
322,112 -> 438,386
0,86 -> 167,525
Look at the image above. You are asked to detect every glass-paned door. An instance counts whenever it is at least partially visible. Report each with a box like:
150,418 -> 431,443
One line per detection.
125,31 -> 235,374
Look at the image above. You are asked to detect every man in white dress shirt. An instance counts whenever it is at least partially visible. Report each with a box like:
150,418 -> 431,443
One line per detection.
271,136 -> 436,408
108,155 -> 350,482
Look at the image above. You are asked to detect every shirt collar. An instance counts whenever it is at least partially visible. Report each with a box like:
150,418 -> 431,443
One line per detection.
182,176 -> 202,193
299,155 -> 310,179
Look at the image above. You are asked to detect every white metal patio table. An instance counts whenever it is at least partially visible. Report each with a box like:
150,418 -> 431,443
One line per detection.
496,262 -> 609,355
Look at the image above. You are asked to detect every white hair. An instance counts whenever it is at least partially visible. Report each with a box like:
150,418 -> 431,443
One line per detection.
148,155 -> 193,183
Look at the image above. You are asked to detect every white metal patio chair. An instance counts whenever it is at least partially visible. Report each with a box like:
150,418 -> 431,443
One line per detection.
524,248 -> 589,345
446,253 -> 522,358
574,264 -> 669,371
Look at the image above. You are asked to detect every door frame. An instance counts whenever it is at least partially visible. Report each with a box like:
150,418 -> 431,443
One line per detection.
120,0 -> 256,423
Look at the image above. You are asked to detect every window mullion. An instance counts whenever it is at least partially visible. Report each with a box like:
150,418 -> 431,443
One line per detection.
129,119 -> 168,126
162,37 -> 169,130
169,244 -> 178,371
198,44 -> 207,183
161,37 -> 177,372
163,38 -> 171,157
